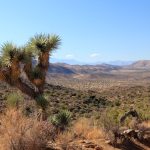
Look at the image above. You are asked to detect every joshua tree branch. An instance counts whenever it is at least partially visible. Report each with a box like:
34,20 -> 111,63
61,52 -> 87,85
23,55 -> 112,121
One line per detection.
16,78 -> 38,98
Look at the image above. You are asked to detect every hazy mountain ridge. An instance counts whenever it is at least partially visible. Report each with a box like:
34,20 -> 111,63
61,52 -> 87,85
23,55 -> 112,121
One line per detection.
48,63 -> 121,75
48,60 -> 150,75
51,58 -> 134,66
127,60 -> 150,68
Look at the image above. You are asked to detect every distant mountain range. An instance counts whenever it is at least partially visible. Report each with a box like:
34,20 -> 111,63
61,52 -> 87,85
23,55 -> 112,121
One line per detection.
51,58 -> 85,65
51,58 -> 134,66
48,60 -> 150,76
127,60 -> 150,68
107,60 -> 134,66
49,63 -> 120,75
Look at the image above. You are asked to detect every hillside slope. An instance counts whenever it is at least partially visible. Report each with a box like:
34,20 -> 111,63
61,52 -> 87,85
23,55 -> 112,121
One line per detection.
128,60 -> 150,68
0,81 -> 150,120
48,63 -> 120,74
0,81 -> 109,118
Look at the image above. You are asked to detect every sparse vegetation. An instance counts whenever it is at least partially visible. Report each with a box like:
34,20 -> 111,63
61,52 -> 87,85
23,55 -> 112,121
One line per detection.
0,79 -> 149,149
0,35 -> 149,150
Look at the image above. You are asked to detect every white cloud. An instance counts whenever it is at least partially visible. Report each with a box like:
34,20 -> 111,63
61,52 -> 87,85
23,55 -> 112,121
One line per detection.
65,54 -> 74,59
90,53 -> 100,58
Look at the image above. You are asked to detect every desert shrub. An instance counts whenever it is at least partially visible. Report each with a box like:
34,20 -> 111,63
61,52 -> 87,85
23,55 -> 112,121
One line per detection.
6,92 -> 23,108
35,95 -> 48,109
59,103 -> 68,110
50,110 -> 72,131
0,108 -> 55,150
136,104 -> 150,121
115,100 -> 121,106
99,108 -> 121,130
97,108 -> 124,144
139,112 -> 150,121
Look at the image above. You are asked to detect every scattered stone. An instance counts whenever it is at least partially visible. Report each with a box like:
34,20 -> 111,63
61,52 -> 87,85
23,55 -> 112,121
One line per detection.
47,141 -> 62,150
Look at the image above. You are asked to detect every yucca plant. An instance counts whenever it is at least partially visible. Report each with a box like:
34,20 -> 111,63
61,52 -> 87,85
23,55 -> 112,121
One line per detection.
50,110 -> 72,131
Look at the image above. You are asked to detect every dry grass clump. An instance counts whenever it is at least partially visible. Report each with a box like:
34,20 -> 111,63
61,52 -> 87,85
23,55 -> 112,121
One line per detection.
140,120 -> 150,128
56,117 -> 104,146
56,118 -> 104,149
0,108 -> 55,150
56,131 -> 75,149
73,118 -> 104,140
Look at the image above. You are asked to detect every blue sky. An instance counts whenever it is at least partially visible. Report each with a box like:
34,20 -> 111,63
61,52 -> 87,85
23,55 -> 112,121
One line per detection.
0,0 -> 150,63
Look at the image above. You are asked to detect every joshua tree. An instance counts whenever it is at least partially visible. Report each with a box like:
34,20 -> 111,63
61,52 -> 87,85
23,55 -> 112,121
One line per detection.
0,33 -> 61,108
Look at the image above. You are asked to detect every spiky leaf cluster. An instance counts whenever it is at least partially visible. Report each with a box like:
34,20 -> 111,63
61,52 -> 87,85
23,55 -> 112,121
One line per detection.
0,43 -> 18,67
28,34 -> 61,54
50,110 -> 71,130
0,43 -> 29,67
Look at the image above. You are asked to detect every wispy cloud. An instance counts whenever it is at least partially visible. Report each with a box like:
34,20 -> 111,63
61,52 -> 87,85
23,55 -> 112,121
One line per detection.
65,54 -> 74,59
90,53 -> 100,58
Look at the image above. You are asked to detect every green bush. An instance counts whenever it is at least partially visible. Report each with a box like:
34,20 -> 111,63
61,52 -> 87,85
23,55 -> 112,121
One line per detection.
6,92 -> 23,108
35,95 -> 48,109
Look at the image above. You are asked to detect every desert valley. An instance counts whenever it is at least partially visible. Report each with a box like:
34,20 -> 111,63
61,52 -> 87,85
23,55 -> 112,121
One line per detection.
0,0 -> 150,149
0,58 -> 149,150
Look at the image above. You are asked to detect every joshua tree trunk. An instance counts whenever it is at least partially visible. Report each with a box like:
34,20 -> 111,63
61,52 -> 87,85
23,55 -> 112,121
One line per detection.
24,58 -> 32,80
0,69 -> 7,81
0,68 -> 11,84
38,51 -> 49,70
35,51 -> 49,94
10,59 -> 20,84
16,78 -> 38,98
